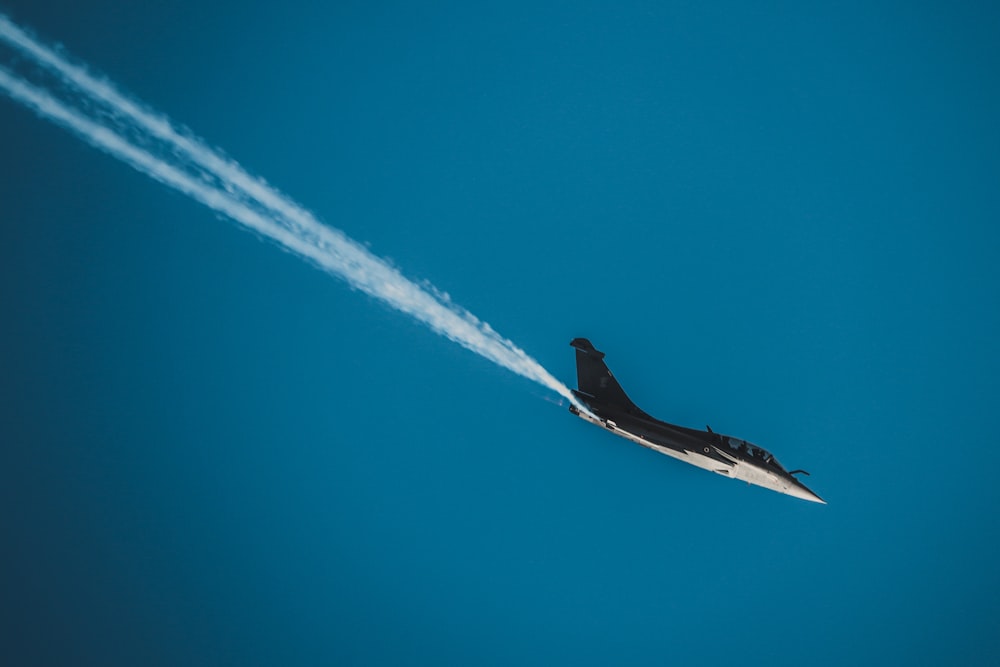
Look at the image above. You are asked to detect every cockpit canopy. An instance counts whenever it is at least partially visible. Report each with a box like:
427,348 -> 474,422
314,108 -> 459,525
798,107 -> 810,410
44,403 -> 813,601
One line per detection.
726,436 -> 786,472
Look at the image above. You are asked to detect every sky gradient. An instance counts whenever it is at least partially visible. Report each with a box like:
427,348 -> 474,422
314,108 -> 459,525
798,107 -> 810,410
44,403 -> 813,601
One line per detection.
2,2 -> 999,665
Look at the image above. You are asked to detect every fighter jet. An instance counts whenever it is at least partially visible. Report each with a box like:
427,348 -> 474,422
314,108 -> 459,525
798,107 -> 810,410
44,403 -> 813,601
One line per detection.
568,338 -> 825,504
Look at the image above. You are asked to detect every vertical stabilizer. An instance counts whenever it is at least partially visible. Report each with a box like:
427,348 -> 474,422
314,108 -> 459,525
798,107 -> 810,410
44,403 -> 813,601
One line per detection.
570,338 -> 648,417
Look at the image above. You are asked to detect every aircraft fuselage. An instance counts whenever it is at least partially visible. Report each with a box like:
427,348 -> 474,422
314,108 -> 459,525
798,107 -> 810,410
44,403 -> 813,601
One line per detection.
568,338 -> 825,503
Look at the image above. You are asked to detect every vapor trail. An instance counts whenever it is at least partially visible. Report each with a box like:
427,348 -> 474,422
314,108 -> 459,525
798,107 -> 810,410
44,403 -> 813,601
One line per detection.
0,15 -> 588,413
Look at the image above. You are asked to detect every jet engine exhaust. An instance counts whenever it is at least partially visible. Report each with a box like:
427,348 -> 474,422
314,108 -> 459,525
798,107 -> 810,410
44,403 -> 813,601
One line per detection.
0,14 -> 590,415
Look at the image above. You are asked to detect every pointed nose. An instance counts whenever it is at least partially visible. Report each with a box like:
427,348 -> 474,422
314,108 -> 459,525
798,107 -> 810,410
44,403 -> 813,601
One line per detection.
785,480 -> 826,504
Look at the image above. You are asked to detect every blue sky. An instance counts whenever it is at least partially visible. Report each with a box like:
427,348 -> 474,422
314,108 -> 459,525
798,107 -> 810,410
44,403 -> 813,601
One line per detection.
2,1 -> 998,665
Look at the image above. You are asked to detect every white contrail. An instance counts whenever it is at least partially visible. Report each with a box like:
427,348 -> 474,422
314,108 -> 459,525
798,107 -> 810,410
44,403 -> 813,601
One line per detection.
0,16 -> 590,414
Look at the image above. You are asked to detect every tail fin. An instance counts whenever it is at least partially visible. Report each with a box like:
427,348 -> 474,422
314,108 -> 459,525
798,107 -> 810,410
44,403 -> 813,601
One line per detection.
570,338 -> 649,417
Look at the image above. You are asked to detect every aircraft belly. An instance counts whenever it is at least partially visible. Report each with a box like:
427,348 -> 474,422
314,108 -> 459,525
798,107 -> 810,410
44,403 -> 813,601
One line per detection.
731,461 -> 798,496
575,411 -> 733,475
732,462 -> 767,485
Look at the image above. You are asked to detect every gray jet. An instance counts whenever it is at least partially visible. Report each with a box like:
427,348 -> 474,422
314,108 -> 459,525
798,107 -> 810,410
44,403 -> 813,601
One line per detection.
569,338 -> 825,504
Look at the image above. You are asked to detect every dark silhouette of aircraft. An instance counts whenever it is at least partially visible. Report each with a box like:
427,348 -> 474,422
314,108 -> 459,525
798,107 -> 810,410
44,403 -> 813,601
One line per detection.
569,338 -> 825,503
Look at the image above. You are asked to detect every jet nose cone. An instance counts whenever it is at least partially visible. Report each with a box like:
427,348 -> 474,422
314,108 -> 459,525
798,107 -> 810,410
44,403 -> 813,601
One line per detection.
805,491 -> 827,505
786,480 -> 826,504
